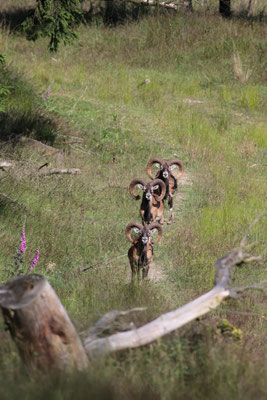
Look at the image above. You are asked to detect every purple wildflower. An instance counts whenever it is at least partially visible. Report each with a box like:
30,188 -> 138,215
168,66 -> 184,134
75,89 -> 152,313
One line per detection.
45,89 -> 50,99
18,229 -> 26,254
30,250 -> 39,271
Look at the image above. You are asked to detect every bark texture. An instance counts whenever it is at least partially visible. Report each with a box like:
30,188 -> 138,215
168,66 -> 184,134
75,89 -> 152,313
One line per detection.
0,274 -> 89,371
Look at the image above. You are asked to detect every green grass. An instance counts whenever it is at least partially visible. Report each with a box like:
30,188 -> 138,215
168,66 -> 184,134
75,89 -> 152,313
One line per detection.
0,3 -> 267,399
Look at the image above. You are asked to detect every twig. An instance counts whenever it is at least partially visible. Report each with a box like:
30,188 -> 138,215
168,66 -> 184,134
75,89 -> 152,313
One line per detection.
249,163 -> 267,168
92,185 -> 128,193
0,192 -> 28,211
40,168 -> 81,176
81,254 -> 127,272
217,309 -> 266,318
240,213 -> 267,248
230,280 -> 267,298
64,141 -> 85,145
70,144 -> 91,155
68,86 -> 88,114
57,134 -> 84,141
38,162 -> 49,170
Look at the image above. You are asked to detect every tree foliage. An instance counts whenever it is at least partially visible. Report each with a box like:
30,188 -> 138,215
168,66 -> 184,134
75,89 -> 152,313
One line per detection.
23,0 -> 83,52
21,0 -> 232,53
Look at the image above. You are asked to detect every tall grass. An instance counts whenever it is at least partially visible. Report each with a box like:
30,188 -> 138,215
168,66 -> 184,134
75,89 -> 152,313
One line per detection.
0,4 -> 266,399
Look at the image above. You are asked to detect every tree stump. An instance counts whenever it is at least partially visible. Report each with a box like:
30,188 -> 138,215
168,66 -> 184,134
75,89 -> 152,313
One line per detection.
219,0 -> 231,17
0,274 -> 89,371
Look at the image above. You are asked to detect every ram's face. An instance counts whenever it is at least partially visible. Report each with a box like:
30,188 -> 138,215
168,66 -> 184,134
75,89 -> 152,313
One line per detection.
133,226 -> 151,244
141,231 -> 149,244
138,183 -> 159,200
160,163 -> 169,179
161,162 -> 177,178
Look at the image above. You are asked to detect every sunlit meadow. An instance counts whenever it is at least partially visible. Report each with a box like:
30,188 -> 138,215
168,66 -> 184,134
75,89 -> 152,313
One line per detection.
0,1 -> 266,398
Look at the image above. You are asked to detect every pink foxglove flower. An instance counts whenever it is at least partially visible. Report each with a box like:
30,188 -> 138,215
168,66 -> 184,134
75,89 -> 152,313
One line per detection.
30,250 -> 39,271
45,89 -> 50,99
18,229 -> 26,254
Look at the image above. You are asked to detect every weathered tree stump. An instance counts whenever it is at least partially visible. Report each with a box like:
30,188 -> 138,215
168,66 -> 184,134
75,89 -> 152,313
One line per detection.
0,274 -> 89,371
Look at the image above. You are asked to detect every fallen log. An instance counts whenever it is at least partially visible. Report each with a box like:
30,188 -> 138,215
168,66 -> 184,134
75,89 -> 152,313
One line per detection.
0,214 -> 265,370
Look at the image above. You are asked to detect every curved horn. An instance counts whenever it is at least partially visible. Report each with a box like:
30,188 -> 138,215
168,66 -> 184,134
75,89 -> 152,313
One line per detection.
125,222 -> 143,243
151,179 -> 166,201
146,157 -> 165,179
129,178 -> 147,200
148,222 -> 162,243
167,159 -> 184,179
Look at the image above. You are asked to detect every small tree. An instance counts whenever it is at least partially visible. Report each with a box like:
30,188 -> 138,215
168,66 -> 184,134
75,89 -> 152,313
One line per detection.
23,0 -> 83,52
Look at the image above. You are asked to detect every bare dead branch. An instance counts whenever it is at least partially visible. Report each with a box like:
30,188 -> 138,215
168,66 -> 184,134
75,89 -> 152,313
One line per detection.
68,86 -> 88,114
70,144 -> 91,155
240,212 -> 267,247
84,286 -> 231,358
123,0 -> 178,10
92,185 -> 128,194
217,308 -> 265,317
86,308 -> 146,343
0,191 -> 28,211
40,168 -> 81,176
81,254 -> 127,272
230,280 -> 267,298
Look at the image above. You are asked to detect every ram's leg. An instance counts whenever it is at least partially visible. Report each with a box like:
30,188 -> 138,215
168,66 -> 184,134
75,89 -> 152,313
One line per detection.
159,211 -> 164,225
136,267 -> 143,283
142,264 -> 150,280
167,196 -> 174,224
130,262 -> 138,282
140,209 -> 145,225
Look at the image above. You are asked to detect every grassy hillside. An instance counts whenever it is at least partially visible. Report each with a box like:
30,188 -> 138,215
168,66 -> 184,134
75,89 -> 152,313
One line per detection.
0,2 -> 266,399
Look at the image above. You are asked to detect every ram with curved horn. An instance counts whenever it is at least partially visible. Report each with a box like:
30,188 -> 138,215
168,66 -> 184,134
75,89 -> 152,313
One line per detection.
125,221 -> 163,280
129,178 -> 166,224
146,157 -> 184,224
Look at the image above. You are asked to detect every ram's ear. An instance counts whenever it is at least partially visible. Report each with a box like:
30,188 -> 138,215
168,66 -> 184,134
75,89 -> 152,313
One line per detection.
133,228 -> 141,234
155,163 -> 161,169
138,184 -> 145,190
169,164 -> 177,171
152,185 -> 159,191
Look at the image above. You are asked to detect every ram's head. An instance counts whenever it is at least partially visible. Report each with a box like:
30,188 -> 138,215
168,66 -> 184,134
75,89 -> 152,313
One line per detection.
125,222 -> 163,245
129,178 -> 166,201
146,157 -> 184,180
